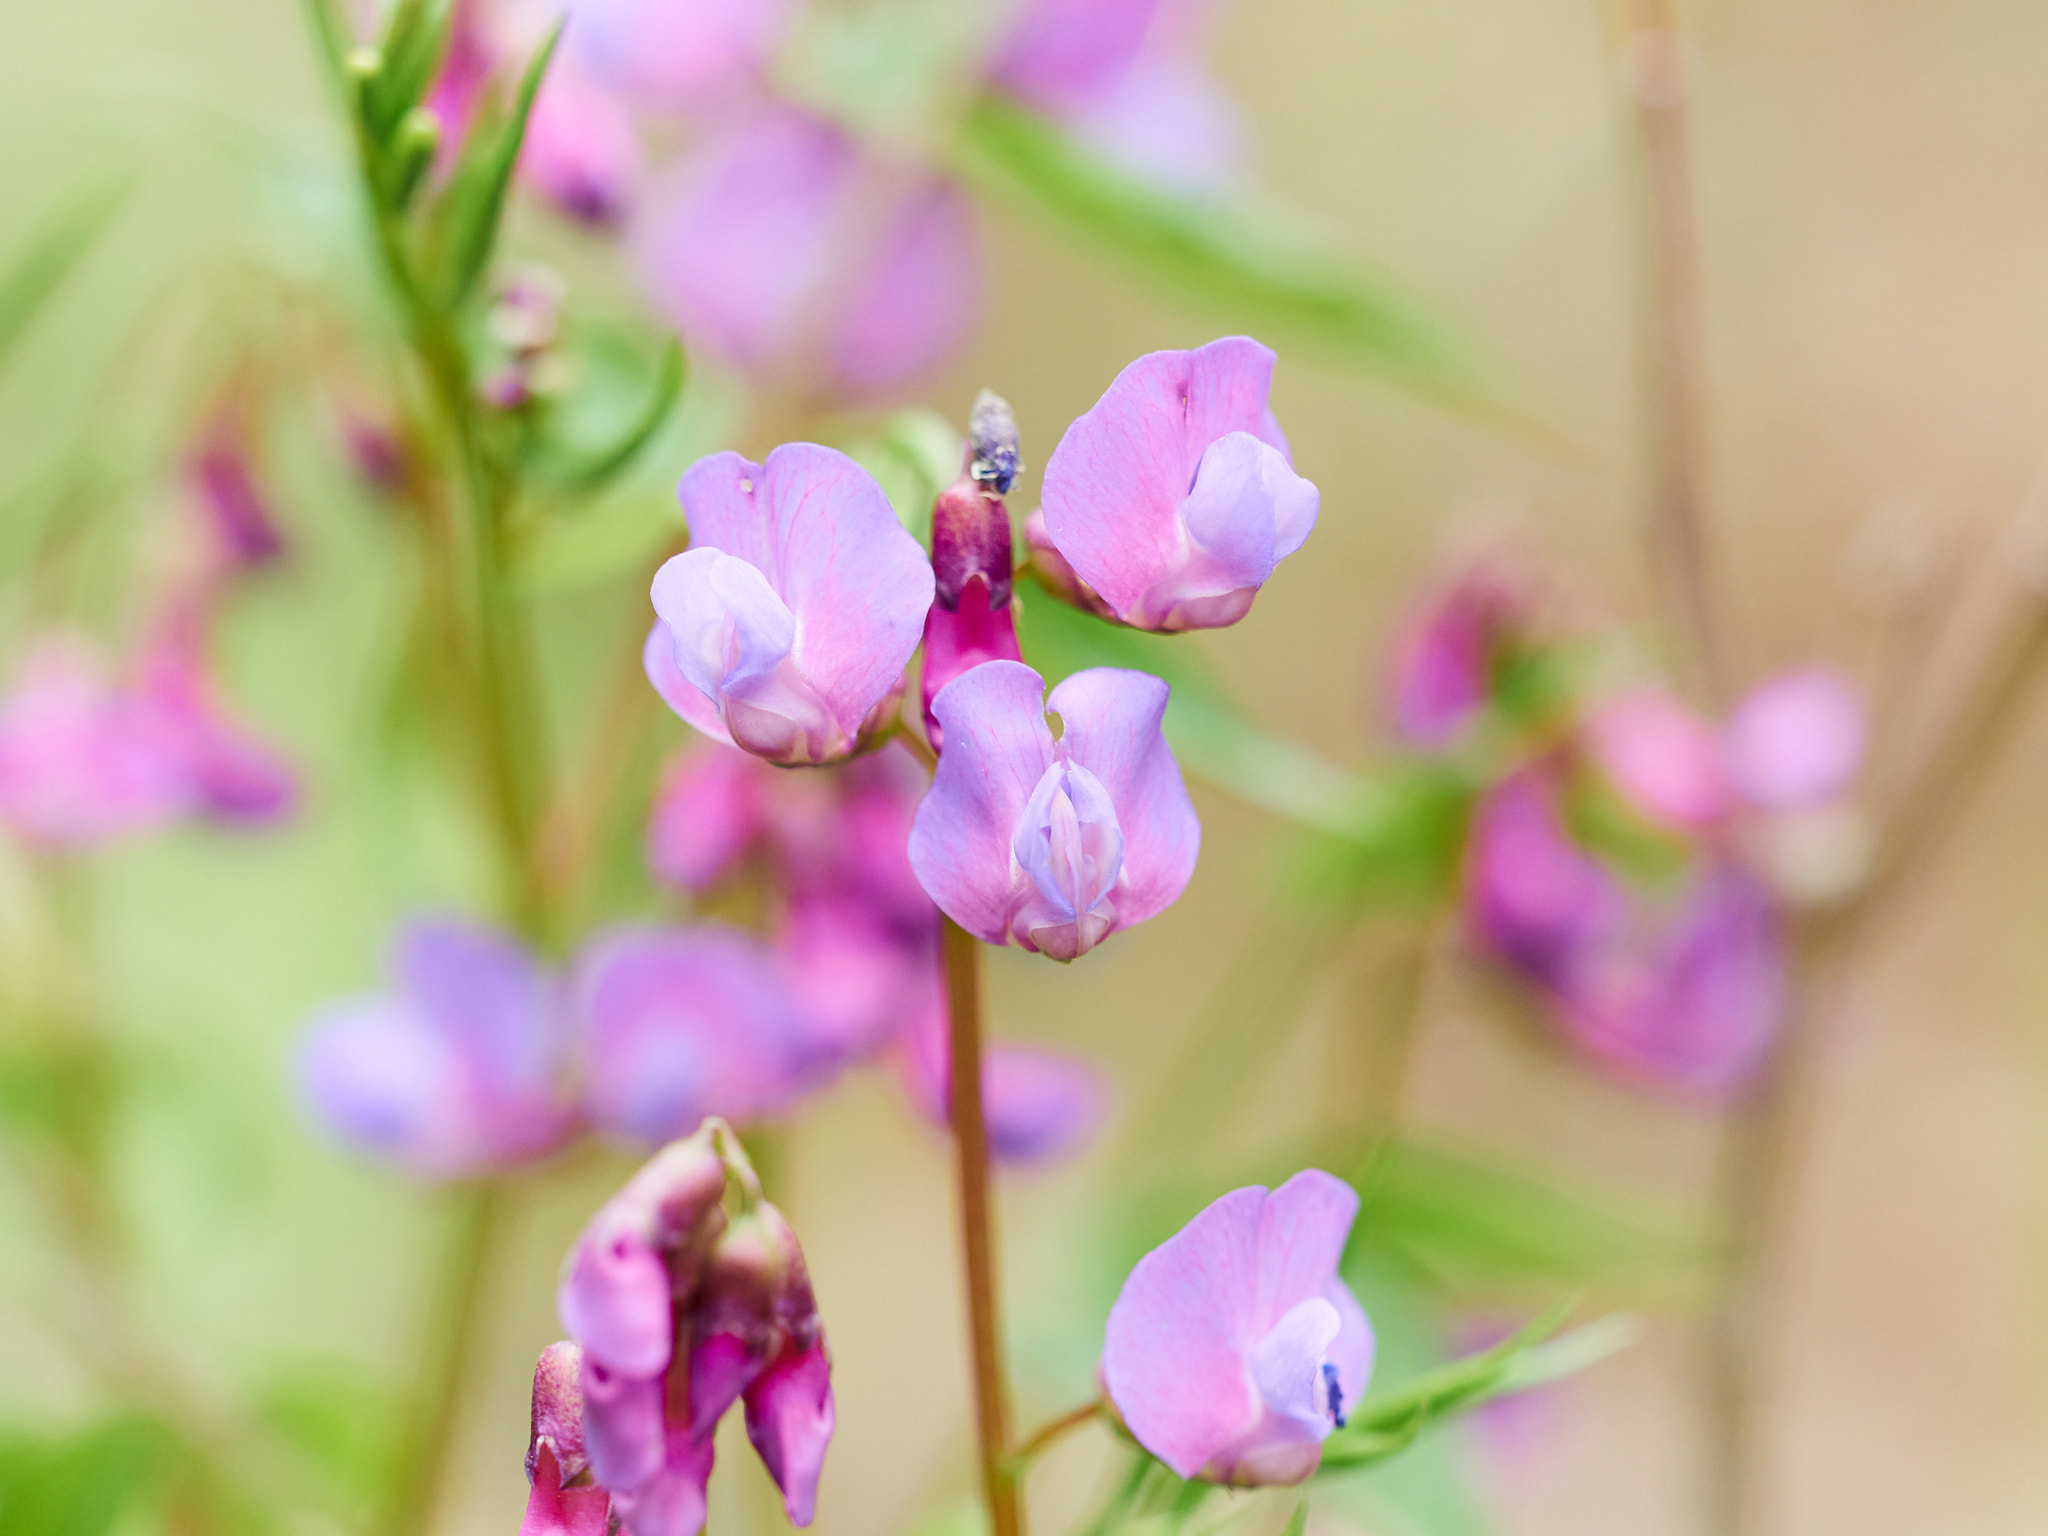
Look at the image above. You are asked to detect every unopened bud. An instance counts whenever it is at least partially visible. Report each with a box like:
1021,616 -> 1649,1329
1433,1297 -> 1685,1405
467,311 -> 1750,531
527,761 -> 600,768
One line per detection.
969,389 -> 1022,494
527,1341 -> 591,1487
930,479 -> 1014,611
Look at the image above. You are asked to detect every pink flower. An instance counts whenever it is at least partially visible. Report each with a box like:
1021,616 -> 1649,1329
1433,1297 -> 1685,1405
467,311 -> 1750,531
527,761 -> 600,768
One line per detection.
521,1343 -> 613,1536
1722,667 -> 1865,812
1037,338 -> 1317,631
910,661 -> 1199,960
0,635 -> 192,850
989,0 -> 1165,111
645,746 -> 772,894
187,404 -> 286,573
1583,688 -> 1728,831
298,918 -> 576,1178
133,623 -> 297,827
1102,1170 -> 1374,1485
559,1127 -> 832,1536
575,926 -> 821,1145
645,444 -> 933,764
565,0 -> 790,107
1462,769 -> 1624,988
1383,554 -> 1541,750
633,109 -> 979,397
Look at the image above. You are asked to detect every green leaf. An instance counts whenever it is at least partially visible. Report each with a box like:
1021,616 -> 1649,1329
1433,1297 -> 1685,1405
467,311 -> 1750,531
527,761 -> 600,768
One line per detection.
364,0 -> 452,146
426,19 -> 562,309
1016,593 -> 1379,831
955,98 -> 1511,415
510,490 -> 682,593
0,174 -> 129,369
257,1362 -> 397,1512
1318,1301 -> 1631,1471
0,1415 -> 177,1536
1354,1137 -> 1705,1302
844,409 -> 964,544
541,335 -> 686,494
375,108 -> 442,215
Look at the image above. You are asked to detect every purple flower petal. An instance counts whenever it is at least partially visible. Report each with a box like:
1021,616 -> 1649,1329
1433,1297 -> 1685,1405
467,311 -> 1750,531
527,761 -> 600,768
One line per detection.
297,998 -> 478,1175
1722,667 -> 1865,812
642,621 -> 732,746
990,0 -> 1164,110
909,661 -> 1058,943
1584,688 -> 1728,830
567,0 -> 790,107
1464,770 -> 1625,987
1063,52 -> 1244,193
610,1431 -> 716,1536
561,1222 -> 674,1382
1045,667 -> 1199,928
577,925 -> 819,1142
825,179 -> 980,397
742,1342 -> 834,1525
580,1352 -> 668,1489
1038,338 -> 1309,631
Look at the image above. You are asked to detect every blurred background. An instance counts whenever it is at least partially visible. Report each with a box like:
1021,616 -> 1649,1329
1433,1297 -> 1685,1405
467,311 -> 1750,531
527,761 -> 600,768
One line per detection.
3,1 -> 2048,1535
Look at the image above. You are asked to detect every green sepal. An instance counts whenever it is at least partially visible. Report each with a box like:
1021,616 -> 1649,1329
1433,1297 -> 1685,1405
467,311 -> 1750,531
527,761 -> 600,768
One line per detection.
362,0 -> 453,146
375,107 -> 442,214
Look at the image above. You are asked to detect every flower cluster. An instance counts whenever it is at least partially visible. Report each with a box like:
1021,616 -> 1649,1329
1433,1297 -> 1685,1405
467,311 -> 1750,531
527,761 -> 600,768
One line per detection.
426,0 -> 1246,396
1388,548 -> 1869,1095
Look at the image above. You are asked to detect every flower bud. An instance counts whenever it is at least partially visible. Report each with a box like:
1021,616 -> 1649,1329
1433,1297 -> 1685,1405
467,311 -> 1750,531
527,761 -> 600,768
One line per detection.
522,1343 -> 612,1536
922,477 -> 1023,749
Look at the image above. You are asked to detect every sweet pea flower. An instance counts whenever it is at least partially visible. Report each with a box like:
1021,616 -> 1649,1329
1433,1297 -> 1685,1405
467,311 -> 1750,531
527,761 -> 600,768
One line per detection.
299,918 -> 575,1178
521,1343 -> 612,1536
133,621 -> 297,827
1036,338 -> 1317,631
1722,667 -> 1866,812
1383,552 -> 1544,750
646,444 -> 934,764
576,926 -> 820,1145
559,1124 -> 832,1536
0,635 -> 192,850
646,745 -> 772,894
1103,1170 -> 1374,1485
1462,769 -> 1624,989
1559,864 -> 1787,1097
635,109 -> 979,396
1583,688 -> 1728,831
909,661 -> 1199,961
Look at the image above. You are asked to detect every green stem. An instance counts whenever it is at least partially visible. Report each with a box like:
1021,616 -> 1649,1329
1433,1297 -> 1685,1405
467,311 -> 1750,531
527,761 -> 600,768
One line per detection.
380,1183 -> 503,1536
941,918 -> 1022,1536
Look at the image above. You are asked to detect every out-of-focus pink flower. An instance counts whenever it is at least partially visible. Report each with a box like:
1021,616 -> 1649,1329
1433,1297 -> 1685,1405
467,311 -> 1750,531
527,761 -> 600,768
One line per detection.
893,989 -> 1105,1164
1583,687 -> 1727,831
565,0 -> 790,107
522,1343 -> 613,1536
1102,1170 -> 1374,1485
1037,338 -> 1317,631
634,109 -> 979,397
1462,769 -> 1623,989
646,444 -> 933,765
990,0 -> 1164,111
575,926 -> 820,1145
187,405 -> 285,573
1384,555 -> 1540,750
1559,864 -> 1786,1097
133,624 -> 297,827
645,738 -> 773,894
1722,667 -> 1866,812
559,1125 -> 832,1536
299,918 -> 576,1178
0,635 -> 192,850
910,661 -> 1199,961
922,478 -> 1022,750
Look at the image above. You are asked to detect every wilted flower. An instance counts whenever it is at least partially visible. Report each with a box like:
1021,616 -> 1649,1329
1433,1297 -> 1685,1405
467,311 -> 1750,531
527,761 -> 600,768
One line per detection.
910,661 -> 1199,961
1035,338 -> 1317,631
1102,1170 -> 1375,1485
299,918 -> 576,1178
645,444 -> 933,765
635,109 -> 979,397
575,925 -> 819,1145
558,1122 -> 832,1536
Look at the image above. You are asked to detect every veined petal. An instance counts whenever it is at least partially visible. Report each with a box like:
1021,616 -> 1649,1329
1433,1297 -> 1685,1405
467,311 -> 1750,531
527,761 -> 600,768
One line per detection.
1040,338 -> 1295,627
1251,1171 -> 1360,1334
650,547 -> 797,703
1045,668 -> 1199,927
909,661 -> 1057,942
559,1217 -> 673,1379
1012,761 -> 1124,925
643,622 -> 733,745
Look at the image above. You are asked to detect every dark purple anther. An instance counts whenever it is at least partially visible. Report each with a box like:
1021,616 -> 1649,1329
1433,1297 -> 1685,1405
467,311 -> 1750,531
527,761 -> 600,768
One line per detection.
1323,1360 -> 1346,1428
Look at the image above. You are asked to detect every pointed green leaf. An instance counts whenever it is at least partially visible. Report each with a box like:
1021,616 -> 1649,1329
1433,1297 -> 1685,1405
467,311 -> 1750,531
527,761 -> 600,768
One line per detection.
0,174 -> 129,368
427,19 -> 562,309
364,0 -> 452,145
0,1415 -> 176,1536
955,98 -> 1512,415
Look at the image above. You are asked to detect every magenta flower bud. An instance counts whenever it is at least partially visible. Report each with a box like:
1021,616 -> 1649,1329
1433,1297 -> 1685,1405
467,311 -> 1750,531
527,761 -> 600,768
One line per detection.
634,109 -> 979,397
1722,667 -> 1866,812
1037,338 -> 1318,631
922,477 -> 1024,749
1382,552 -> 1542,749
909,661 -> 1199,960
646,444 -> 934,765
576,926 -> 819,1144
1583,688 -> 1728,831
1102,1171 -> 1375,1485
187,406 -> 285,571
298,918 -> 576,1179
522,1344 -> 612,1536
558,1127 -> 833,1536
1463,770 -> 1623,988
